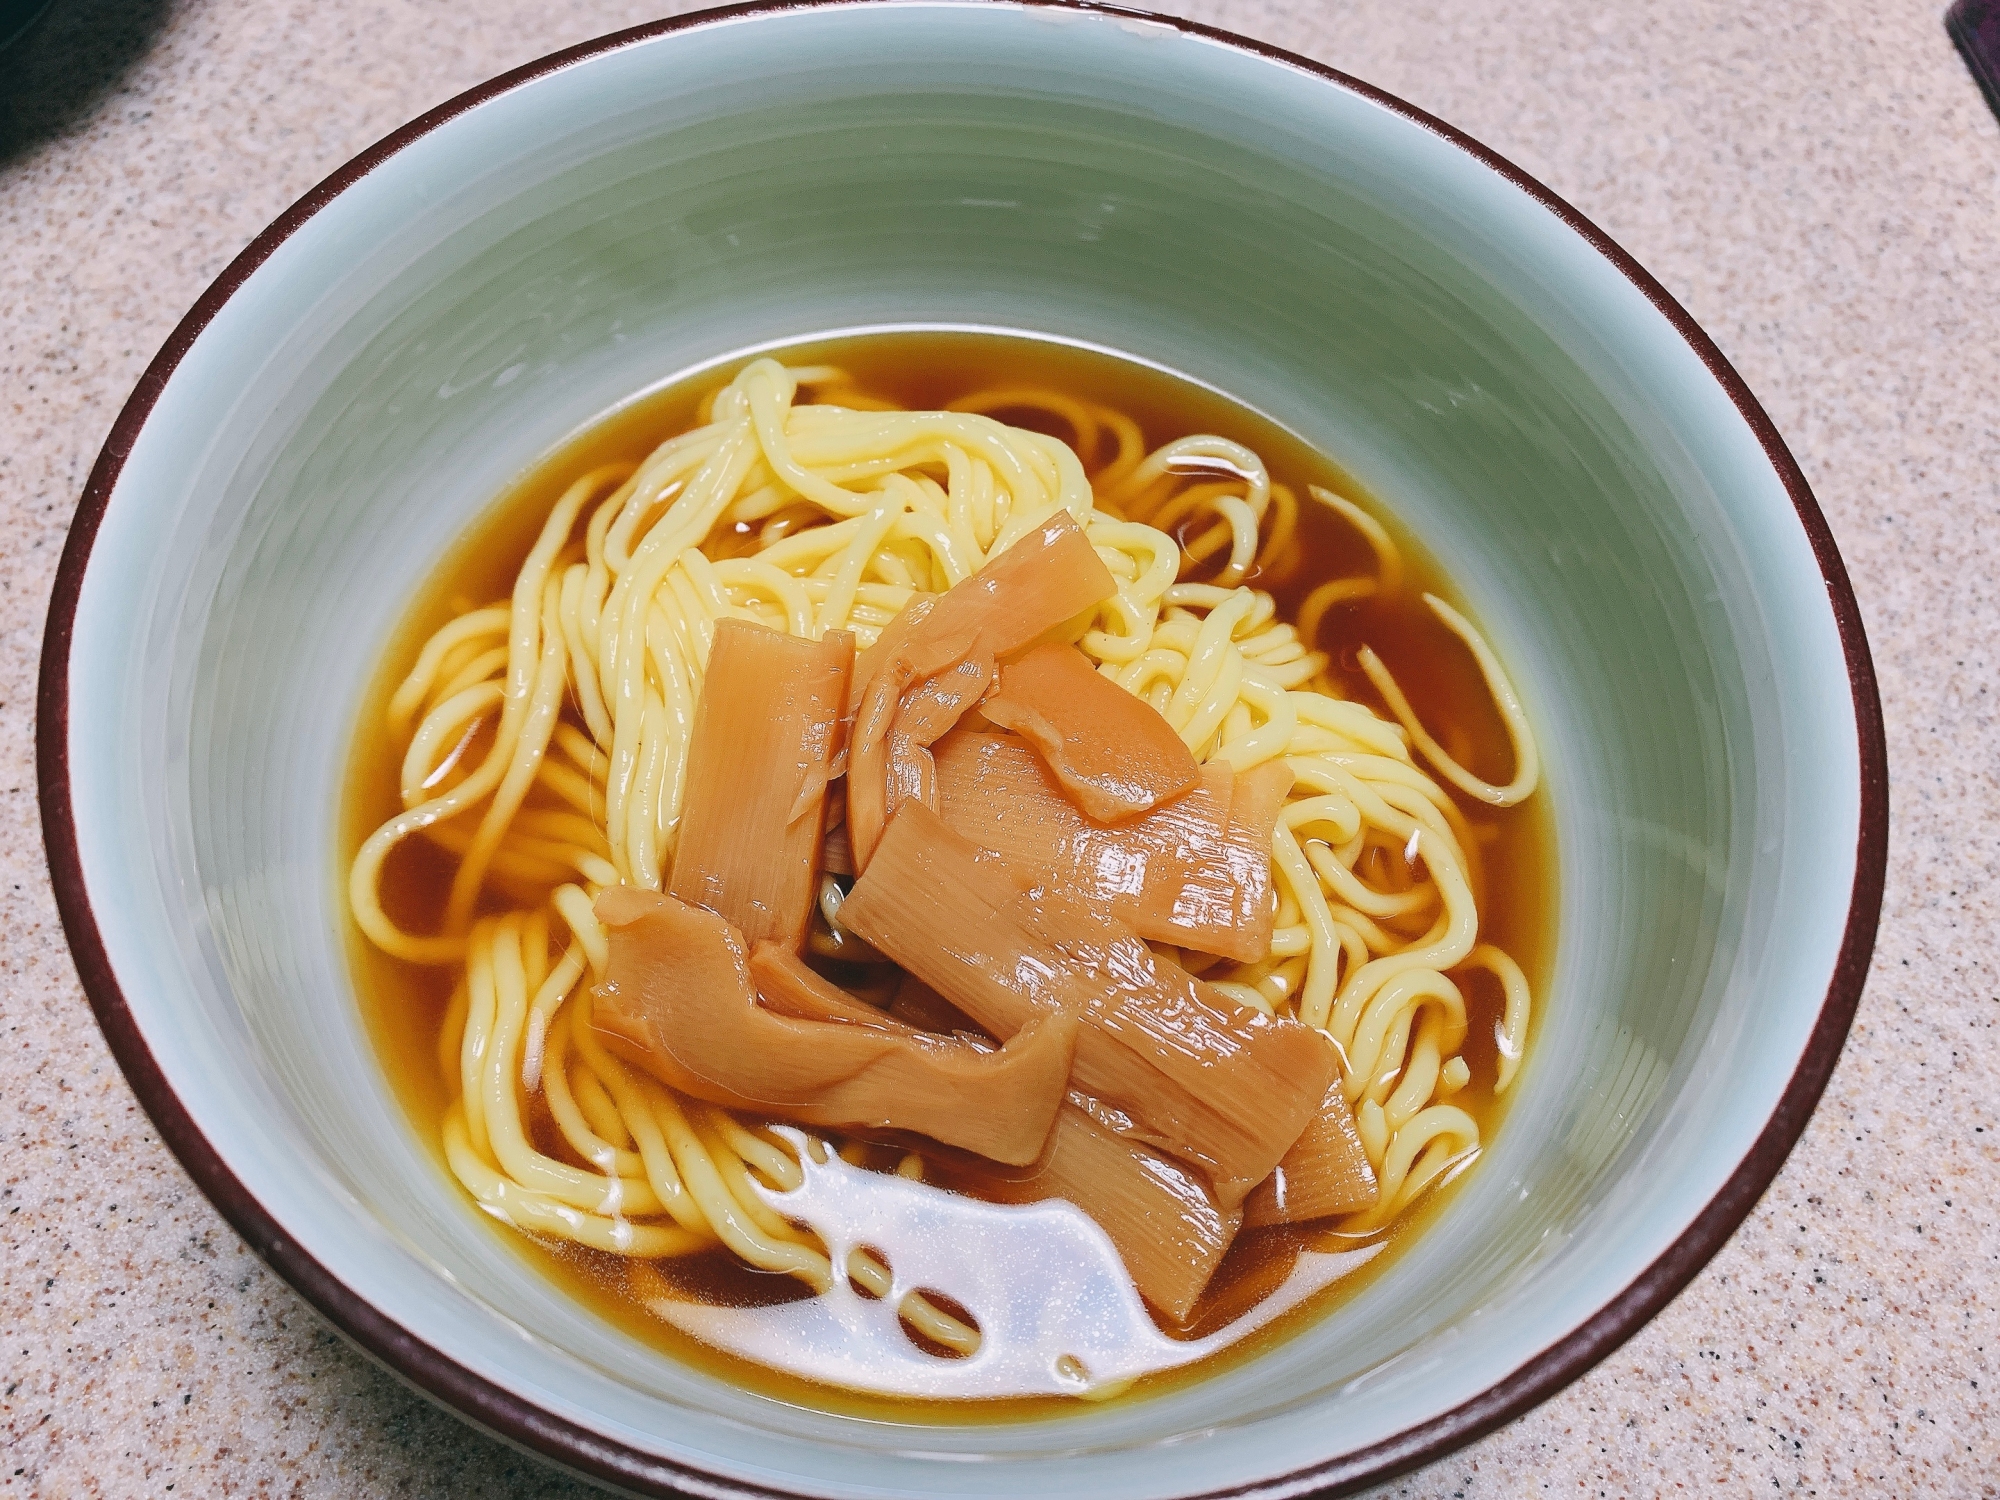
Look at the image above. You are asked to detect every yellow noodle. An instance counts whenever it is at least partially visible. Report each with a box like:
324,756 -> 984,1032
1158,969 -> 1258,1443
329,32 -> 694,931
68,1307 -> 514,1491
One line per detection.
388,605 -> 509,734
1459,943 -> 1534,1093
1359,593 -> 1538,807
444,1105 -> 702,1257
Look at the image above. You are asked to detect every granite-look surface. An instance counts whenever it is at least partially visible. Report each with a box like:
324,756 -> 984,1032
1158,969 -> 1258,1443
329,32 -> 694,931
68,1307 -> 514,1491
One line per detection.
2,0 -> 1995,1494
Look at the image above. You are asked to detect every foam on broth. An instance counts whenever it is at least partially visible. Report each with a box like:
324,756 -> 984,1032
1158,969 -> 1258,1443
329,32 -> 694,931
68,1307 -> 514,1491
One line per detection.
342,329 -> 1556,1421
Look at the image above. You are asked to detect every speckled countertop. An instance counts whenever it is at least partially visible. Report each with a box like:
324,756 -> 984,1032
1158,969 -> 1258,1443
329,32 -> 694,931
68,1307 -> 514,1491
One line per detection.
3,0 -> 1996,1494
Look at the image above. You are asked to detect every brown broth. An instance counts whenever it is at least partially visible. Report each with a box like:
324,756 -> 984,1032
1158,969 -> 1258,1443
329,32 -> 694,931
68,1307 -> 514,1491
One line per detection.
341,329 -> 1557,1423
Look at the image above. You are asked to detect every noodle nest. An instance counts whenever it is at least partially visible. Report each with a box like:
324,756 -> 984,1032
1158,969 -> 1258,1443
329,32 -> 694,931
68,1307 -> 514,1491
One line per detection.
349,357 -> 1540,1333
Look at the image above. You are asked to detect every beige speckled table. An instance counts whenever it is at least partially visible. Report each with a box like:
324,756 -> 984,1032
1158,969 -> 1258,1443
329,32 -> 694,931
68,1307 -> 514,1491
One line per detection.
3,1 -> 1996,1495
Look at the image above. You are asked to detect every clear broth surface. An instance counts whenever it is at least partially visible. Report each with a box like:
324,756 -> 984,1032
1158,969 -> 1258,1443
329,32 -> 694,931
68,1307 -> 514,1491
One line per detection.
342,330 -> 1557,1423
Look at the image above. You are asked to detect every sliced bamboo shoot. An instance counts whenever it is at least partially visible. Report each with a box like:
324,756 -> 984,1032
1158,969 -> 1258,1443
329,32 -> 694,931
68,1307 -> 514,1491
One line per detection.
1241,1081 -> 1377,1226
847,514 -> 1115,872
669,620 -> 851,949
749,942 -> 908,1030
889,973 -> 983,1036
838,804 -> 1333,1206
982,642 -> 1199,821
593,887 -> 1075,1166
934,730 -> 1288,963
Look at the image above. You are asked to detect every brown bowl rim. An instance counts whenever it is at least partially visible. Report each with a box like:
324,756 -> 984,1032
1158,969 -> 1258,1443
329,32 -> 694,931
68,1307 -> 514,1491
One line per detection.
35,3 -> 1888,1495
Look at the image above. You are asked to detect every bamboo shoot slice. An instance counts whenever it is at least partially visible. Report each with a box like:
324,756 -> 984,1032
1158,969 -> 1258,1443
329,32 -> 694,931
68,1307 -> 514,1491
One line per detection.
593,887 -> 1075,1166
669,620 -> 851,949
847,513 -> 1116,871
749,942 -> 909,1031
839,803 -> 1333,1206
934,730 -> 1287,963
982,642 -> 1199,821
1241,1081 -> 1378,1226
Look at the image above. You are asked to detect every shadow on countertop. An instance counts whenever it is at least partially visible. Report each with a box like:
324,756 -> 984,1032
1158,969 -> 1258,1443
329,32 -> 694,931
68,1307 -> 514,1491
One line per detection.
1,0 -> 169,168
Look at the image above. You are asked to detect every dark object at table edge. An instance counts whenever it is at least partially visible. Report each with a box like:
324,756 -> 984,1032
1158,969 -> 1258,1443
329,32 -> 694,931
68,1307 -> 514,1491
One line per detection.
1948,0 -> 2000,124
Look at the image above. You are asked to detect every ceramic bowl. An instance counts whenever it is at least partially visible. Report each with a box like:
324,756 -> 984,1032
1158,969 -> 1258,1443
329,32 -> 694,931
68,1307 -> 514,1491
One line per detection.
38,3 -> 1885,1495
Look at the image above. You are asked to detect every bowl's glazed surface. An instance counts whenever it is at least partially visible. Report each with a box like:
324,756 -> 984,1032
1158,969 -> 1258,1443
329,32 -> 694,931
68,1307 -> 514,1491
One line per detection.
40,4 -> 1882,1496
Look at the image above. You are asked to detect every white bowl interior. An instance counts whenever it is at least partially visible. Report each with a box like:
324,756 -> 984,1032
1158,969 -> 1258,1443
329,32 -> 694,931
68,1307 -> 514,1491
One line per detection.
61,5 -> 1862,1496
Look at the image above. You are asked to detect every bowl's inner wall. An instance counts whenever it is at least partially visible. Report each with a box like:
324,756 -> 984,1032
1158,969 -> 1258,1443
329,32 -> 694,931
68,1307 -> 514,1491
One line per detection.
70,7 -> 1859,1496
